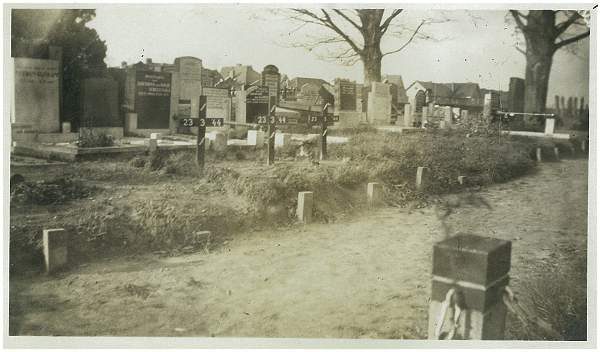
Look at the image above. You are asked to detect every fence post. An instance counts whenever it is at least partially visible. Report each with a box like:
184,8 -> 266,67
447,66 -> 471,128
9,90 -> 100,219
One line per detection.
428,234 -> 512,340
536,147 -> 542,162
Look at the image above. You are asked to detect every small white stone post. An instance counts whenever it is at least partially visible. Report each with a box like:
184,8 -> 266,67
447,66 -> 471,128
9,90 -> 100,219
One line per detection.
43,228 -> 69,273
536,147 -> 542,162
367,182 -> 383,208
297,191 -> 314,223
416,167 -> 430,191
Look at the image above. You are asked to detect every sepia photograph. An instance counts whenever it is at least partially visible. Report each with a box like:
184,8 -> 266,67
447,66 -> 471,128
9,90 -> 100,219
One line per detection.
4,2 -> 596,348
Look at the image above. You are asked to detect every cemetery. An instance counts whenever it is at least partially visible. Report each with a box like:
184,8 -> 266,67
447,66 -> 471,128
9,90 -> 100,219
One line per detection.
7,7 -> 591,345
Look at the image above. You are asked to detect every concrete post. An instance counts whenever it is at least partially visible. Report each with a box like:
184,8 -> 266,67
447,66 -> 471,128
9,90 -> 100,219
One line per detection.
247,130 -> 265,146
61,122 -> 71,134
211,131 -> 228,152
275,132 -> 291,148
43,228 -> 69,273
458,176 -> 466,186
297,191 -> 313,223
544,118 -> 555,135
148,138 -> 158,153
428,234 -> 511,340
536,147 -> 542,162
367,182 -> 383,208
416,166 -> 430,191
553,147 -> 560,161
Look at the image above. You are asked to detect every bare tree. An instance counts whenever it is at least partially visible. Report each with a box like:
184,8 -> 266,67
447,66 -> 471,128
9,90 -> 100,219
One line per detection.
509,10 -> 590,117
285,9 -> 439,86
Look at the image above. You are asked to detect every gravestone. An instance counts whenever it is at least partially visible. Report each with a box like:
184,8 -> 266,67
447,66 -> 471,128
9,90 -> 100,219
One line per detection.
262,65 -> 281,107
134,70 -> 172,129
483,92 -> 499,122
335,79 -> 357,112
170,57 -> 203,131
11,58 -> 60,133
203,87 -> 230,122
81,78 -> 120,128
398,103 -> 413,127
242,85 -> 269,123
508,77 -> 525,113
367,82 -> 392,125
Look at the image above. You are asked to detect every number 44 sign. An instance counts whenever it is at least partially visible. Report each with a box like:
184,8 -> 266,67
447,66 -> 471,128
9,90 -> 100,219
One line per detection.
181,117 -> 224,127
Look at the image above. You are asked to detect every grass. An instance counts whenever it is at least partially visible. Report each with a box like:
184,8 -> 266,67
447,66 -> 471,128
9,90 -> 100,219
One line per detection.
12,126 -> 573,273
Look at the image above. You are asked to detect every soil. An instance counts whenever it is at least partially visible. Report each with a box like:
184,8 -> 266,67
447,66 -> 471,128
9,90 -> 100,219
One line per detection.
9,159 -> 588,338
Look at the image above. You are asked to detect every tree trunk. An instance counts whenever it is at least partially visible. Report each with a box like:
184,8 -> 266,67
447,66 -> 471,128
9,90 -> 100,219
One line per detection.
522,11 -> 556,123
362,51 -> 382,88
358,9 -> 384,87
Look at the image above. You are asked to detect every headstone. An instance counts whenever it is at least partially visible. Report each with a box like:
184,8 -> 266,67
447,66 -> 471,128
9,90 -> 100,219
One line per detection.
62,122 -> 71,133
170,57 -> 203,131
297,191 -> 313,223
81,78 -> 120,128
367,82 -> 392,125
209,131 -> 227,152
133,70 -> 172,129
458,175 -> 466,185
275,132 -> 291,147
335,79 -> 357,112
242,85 -> 269,123
247,130 -> 265,146
262,65 -> 281,107
149,138 -> 158,152
43,228 -> 69,273
443,106 -> 453,125
428,234 -> 511,339
508,77 -> 525,113
483,92 -> 499,122
367,182 -> 383,208
11,58 -> 60,132
460,110 -> 469,122
544,118 -> 555,135
203,87 -> 230,121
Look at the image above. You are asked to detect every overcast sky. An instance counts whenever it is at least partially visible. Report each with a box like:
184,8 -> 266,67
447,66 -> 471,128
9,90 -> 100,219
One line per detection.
89,5 -> 590,103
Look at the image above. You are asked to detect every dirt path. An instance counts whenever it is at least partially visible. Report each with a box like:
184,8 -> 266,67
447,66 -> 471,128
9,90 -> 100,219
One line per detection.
10,159 -> 588,338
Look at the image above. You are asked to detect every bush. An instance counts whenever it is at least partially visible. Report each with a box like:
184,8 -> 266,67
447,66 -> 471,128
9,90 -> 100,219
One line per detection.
129,156 -> 147,168
333,162 -> 369,187
78,130 -> 115,148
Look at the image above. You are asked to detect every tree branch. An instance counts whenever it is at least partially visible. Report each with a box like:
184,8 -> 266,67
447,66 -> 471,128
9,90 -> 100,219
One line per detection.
319,9 -> 364,55
554,29 -> 590,49
510,10 -> 528,32
380,9 -> 403,34
382,20 -> 425,57
332,9 -> 362,32
555,11 -> 583,36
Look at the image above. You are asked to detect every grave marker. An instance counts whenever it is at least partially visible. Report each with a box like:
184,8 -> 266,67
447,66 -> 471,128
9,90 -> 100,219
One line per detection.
43,228 -> 69,273
297,191 -> 314,223
196,96 -> 207,168
367,182 -> 383,208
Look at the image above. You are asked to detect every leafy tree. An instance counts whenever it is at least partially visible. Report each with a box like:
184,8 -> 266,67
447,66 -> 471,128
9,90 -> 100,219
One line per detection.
509,10 -> 590,117
11,9 -> 107,128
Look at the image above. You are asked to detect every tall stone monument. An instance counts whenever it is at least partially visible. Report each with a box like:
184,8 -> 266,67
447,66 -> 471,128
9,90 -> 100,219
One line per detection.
11,58 -> 60,133
262,65 -> 281,108
367,82 -> 392,125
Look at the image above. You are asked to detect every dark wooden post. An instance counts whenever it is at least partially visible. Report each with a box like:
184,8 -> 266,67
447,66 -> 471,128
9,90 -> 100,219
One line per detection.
320,103 -> 329,160
267,104 -> 276,166
196,95 -> 207,168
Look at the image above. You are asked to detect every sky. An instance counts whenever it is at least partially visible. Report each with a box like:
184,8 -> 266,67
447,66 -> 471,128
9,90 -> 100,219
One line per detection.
88,5 -> 590,104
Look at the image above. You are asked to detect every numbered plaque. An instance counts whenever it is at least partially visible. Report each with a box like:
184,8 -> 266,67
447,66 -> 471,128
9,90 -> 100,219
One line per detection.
180,117 -> 224,127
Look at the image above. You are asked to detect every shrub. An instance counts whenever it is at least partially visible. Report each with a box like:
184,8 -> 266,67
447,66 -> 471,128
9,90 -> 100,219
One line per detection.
78,130 -> 115,148
145,150 -> 166,171
129,156 -> 147,168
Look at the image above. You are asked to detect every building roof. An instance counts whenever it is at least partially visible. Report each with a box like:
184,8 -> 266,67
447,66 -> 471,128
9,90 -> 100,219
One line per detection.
409,81 -> 481,100
289,77 -> 329,89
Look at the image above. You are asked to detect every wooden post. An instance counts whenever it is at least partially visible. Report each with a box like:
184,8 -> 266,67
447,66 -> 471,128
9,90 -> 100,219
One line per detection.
416,166 -> 429,191
267,105 -> 276,166
428,234 -> 511,340
297,191 -> 314,223
196,95 -> 207,168
536,147 -> 542,162
320,103 -> 329,160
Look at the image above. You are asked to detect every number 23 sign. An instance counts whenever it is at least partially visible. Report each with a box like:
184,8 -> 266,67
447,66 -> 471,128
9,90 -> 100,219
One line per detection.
181,118 -> 224,127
